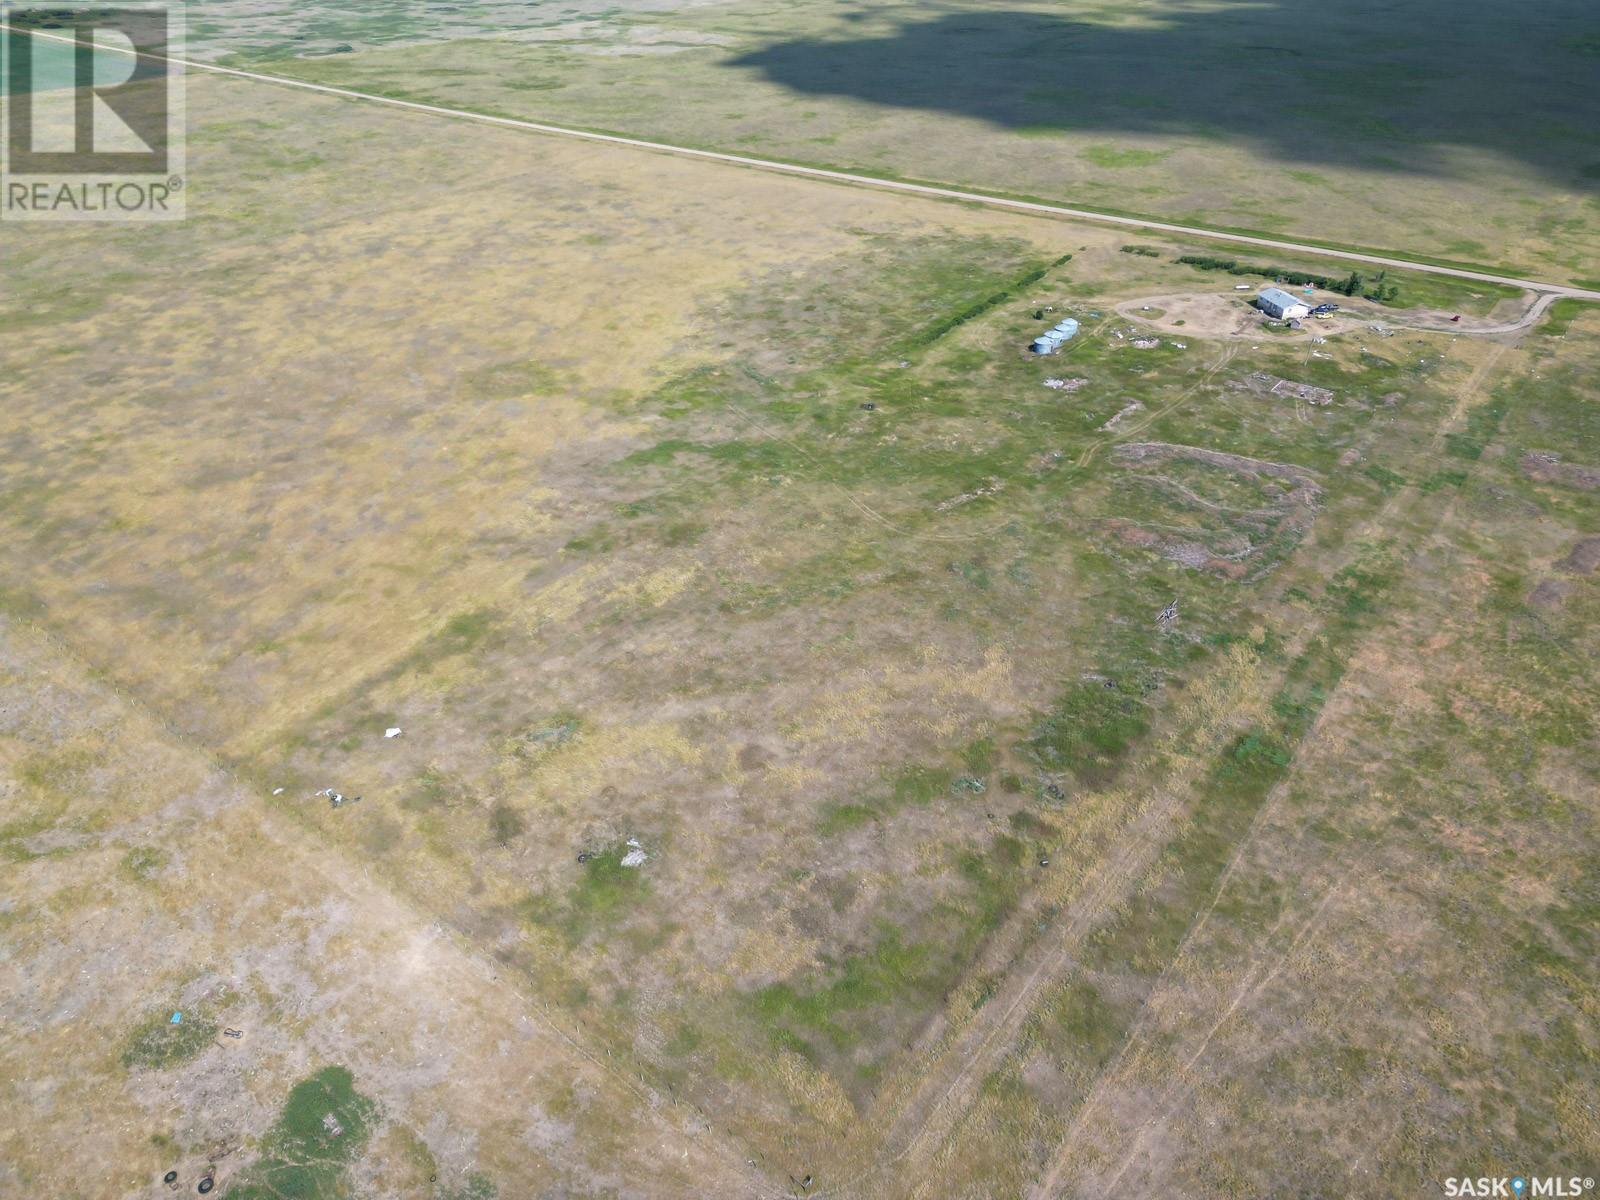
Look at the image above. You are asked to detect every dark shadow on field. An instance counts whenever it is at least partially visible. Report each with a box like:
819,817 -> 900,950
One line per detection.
727,1 -> 1600,184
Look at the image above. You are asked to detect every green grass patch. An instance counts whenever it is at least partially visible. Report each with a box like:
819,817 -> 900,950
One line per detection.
383,608 -> 501,681
1444,397 -> 1508,462
960,737 -> 997,776
889,764 -> 956,807
122,1010 -> 217,1070
1081,145 -> 1172,168
1051,980 -> 1126,1070
121,845 -> 167,882
818,802 -> 877,835
1420,467 -> 1469,494
899,254 -> 1072,350
1539,298 -> 1596,337
225,1066 -> 379,1200
753,927 -> 934,1052
1027,677 -> 1151,789
519,845 -> 650,943
751,834 -> 1029,1063
1363,464 -> 1406,492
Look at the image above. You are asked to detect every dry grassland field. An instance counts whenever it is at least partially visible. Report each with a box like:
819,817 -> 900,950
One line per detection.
1,4 -> 1598,1200
204,0 -> 1600,284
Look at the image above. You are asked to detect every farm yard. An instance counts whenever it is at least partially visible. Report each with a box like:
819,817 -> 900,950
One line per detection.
1,4 -> 1597,1199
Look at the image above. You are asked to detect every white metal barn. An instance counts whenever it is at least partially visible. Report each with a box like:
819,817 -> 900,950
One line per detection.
1257,287 -> 1311,320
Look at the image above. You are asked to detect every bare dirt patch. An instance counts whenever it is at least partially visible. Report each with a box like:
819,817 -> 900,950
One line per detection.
1557,536 -> 1600,575
1520,451 -> 1600,491
1528,579 -> 1573,610
1115,292 -> 1295,340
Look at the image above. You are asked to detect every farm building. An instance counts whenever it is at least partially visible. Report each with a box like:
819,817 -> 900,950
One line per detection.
1257,287 -> 1311,320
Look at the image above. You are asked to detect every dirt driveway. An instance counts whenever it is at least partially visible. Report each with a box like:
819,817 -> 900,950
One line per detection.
1114,288 -> 1557,342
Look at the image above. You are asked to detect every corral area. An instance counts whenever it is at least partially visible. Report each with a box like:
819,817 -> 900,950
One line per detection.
2,39 -> 1598,1200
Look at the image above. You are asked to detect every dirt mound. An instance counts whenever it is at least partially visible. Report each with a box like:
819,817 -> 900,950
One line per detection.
1528,579 -> 1572,610
1558,536 -> 1600,575
1520,452 -> 1600,491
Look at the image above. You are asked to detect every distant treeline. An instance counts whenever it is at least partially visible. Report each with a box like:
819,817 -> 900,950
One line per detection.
905,253 -> 1073,348
1177,255 -> 1399,302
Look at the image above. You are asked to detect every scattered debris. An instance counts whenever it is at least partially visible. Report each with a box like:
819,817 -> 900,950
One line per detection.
954,776 -> 986,794
1100,401 -> 1143,431
524,718 -> 580,750
322,1113 -> 344,1139
1157,600 -> 1179,625
859,402 -> 876,411
318,789 -> 362,809
198,1179 -> 214,1195
1273,378 -> 1333,405
936,478 -> 1004,512
620,839 -> 648,868
1043,784 -> 1065,802
1042,376 -> 1088,392
384,727 -> 402,739
170,1012 -> 182,1025
1038,857 -> 1050,868
576,851 -> 594,863
164,1172 -> 178,1185
222,1028 -> 243,1039
1171,341 -> 1187,349
1131,336 -> 1161,349
271,787 -> 284,795
1521,451 -> 1599,491
1246,371 -> 1334,405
